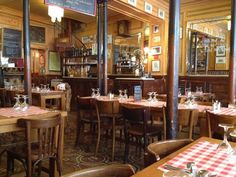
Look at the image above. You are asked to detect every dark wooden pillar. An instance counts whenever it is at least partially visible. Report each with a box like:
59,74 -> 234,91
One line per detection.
102,0 -> 108,95
97,0 -> 102,91
229,0 -> 236,103
166,0 -> 180,139
23,0 -> 32,104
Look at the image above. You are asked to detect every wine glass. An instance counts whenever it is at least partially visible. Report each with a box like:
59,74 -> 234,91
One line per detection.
216,123 -> 234,154
20,95 -> 29,111
13,94 -> 21,110
147,92 -> 153,102
91,88 -> 96,98
123,89 -> 128,99
118,90 -> 123,99
96,88 -> 100,97
152,92 -> 158,102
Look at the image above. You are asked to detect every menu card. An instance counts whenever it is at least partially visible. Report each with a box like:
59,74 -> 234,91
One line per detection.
134,85 -> 142,101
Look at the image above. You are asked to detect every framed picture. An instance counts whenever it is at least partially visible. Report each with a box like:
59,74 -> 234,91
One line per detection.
152,60 -> 160,72
128,0 -> 136,6
158,9 -> 165,19
153,25 -> 159,33
48,51 -> 61,72
216,56 -> 226,64
151,46 -> 162,55
153,36 -> 161,43
145,2 -> 152,14
216,45 -> 226,56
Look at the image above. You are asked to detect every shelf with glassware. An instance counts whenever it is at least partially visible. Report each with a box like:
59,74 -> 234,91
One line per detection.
62,47 -> 97,78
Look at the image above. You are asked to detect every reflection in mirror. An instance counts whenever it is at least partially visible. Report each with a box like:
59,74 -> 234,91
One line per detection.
113,33 -> 145,76
186,16 -> 230,75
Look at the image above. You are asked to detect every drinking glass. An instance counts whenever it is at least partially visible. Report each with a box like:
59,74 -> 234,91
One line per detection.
147,92 -> 153,102
13,94 -> 21,110
118,90 -> 123,99
152,92 -> 158,102
20,95 -> 29,111
96,88 -> 100,97
178,88 -> 182,96
216,123 -> 234,154
91,88 -> 96,98
123,89 -> 128,99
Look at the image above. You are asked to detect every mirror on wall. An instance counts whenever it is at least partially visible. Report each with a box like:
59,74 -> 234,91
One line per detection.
186,16 -> 230,75
113,33 -> 143,75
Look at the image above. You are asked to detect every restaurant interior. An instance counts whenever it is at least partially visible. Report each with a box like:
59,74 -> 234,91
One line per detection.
0,0 -> 236,176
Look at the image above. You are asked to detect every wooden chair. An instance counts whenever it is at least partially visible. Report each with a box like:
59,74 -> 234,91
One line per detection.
63,164 -> 135,177
122,106 -> 165,162
144,139 -> 193,167
0,88 -> 6,107
76,96 -> 97,146
6,113 -> 63,177
207,111 -> 236,138
178,109 -> 199,139
95,99 -> 123,161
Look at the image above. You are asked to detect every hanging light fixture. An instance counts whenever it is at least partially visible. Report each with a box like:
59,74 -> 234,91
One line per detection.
48,5 -> 64,23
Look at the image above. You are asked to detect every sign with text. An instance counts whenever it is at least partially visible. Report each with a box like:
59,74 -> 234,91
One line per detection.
134,85 -> 142,101
45,0 -> 96,16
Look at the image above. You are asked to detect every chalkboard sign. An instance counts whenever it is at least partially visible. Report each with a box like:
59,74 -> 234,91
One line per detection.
2,28 -> 22,58
45,0 -> 96,16
134,85 -> 142,101
30,26 -> 45,43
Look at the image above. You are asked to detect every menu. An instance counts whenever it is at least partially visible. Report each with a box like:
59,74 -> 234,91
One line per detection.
45,0 -> 96,16
134,85 -> 142,101
2,28 -> 22,58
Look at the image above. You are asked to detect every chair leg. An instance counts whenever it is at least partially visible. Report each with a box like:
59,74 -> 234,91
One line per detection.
7,153 -> 14,177
124,133 -> 129,163
49,158 -> 55,177
95,120 -> 101,157
111,118 -> 115,161
75,120 -> 83,147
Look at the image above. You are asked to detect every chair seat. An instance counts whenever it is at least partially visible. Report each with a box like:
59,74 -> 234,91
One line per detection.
128,125 -> 162,136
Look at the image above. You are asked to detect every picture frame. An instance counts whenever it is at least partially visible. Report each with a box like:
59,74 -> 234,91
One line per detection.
216,45 -> 226,56
48,51 -> 61,72
216,56 -> 226,64
153,25 -> 159,33
158,9 -> 165,19
145,2 -> 152,14
128,0 -> 136,7
151,46 -> 162,55
152,60 -> 160,72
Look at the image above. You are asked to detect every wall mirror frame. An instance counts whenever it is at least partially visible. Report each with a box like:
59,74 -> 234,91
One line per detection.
186,16 -> 230,76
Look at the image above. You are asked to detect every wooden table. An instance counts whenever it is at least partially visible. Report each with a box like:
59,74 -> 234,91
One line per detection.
132,137 -> 234,177
32,90 -> 66,111
0,106 -> 65,177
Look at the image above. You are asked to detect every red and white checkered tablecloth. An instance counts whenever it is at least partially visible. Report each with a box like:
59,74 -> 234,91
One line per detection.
209,107 -> 236,117
158,141 -> 236,177
0,106 -> 50,118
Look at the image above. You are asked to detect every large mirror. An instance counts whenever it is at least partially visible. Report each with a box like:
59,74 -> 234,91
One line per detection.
113,33 -> 143,75
186,16 -> 230,75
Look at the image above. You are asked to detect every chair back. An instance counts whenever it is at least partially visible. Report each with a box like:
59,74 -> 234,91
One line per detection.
178,109 -> 198,139
63,164 -> 135,177
18,112 -> 62,176
77,96 -> 96,120
145,139 -> 193,167
122,106 -> 150,125
95,99 -> 120,116
207,111 -> 236,138
0,88 -> 6,107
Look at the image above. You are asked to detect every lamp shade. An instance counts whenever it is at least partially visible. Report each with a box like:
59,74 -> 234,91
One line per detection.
48,5 -> 64,22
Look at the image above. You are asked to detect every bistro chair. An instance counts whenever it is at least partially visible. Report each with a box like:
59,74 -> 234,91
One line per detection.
95,99 -> 123,161
144,139 -> 193,167
0,88 -> 6,107
207,111 -> 236,138
122,105 -> 165,162
178,109 -> 199,139
76,96 -> 97,146
6,112 -> 63,177
62,164 -> 135,177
